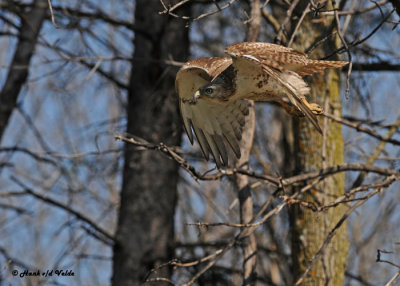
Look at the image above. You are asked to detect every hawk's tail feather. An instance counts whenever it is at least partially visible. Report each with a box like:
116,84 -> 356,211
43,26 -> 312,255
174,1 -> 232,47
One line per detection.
281,72 -> 310,97
297,60 -> 348,76
261,64 -> 322,134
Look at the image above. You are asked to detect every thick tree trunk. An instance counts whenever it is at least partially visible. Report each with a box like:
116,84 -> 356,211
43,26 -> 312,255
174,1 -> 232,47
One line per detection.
0,0 -> 47,141
112,1 -> 189,285
289,3 -> 349,285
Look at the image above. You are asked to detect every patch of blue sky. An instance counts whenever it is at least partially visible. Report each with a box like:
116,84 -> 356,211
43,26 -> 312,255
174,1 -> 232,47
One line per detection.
0,6 -> 127,282
0,9 -> 22,99
190,1 -> 245,58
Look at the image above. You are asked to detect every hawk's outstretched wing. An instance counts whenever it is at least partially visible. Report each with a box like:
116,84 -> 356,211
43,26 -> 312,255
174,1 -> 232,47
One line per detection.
176,57 -> 249,167
225,43 -> 347,133
176,43 -> 347,166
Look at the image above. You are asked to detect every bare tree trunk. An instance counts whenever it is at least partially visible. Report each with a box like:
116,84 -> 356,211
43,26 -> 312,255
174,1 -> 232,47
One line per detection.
0,0 -> 47,141
235,101 -> 257,285
233,1 -> 260,285
289,2 -> 349,285
112,1 -> 189,285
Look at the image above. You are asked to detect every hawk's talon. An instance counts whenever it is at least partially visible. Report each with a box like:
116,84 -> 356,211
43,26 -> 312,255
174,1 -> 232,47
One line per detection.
301,98 -> 323,115
308,103 -> 323,115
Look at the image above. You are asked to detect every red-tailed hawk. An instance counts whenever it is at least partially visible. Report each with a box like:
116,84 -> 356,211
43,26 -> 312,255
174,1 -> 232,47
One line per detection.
176,42 -> 347,167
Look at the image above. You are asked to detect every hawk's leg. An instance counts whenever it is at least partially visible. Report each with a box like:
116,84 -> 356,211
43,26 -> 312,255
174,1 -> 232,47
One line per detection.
279,98 -> 323,117
301,97 -> 323,115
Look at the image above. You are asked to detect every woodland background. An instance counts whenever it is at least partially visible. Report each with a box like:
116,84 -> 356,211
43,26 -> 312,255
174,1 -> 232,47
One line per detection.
0,0 -> 400,285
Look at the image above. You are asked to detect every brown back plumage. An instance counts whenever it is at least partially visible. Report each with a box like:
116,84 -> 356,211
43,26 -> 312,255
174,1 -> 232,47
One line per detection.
226,42 -> 348,76
183,57 -> 232,79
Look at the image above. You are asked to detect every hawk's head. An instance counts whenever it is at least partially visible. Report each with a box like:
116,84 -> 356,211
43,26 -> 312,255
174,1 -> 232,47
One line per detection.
194,76 -> 236,104
193,64 -> 236,104
193,83 -> 227,103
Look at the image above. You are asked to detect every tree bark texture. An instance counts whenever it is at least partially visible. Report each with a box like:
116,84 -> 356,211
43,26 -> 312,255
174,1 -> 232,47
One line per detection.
112,1 -> 189,285
289,2 -> 349,285
0,0 -> 47,141
233,1 -> 260,285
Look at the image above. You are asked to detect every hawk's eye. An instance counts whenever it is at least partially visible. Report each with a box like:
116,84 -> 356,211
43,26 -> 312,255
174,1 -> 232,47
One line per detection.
204,87 -> 214,95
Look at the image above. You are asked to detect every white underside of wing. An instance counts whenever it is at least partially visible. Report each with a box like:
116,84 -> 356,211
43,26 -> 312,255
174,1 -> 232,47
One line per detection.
179,99 -> 248,167
176,64 -> 248,167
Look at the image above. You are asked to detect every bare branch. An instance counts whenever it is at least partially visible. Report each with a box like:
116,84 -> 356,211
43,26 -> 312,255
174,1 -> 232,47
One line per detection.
288,3 -> 310,47
324,113 -> 400,146
116,134 -> 400,187
275,0 -> 300,45
332,0 -> 352,98
323,9 -> 395,59
10,176 -> 115,245
295,186 -> 385,285
385,272 -> 400,286
159,0 -> 236,22
320,1 -> 390,16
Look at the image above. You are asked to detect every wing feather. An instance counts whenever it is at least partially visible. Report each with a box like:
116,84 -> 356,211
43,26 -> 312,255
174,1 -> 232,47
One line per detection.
192,123 -> 210,160
220,124 -> 241,158
229,115 -> 244,139
226,44 -> 322,133
203,132 -> 223,167
237,100 -> 250,116
261,63 -> 322,133
176,58 -> 248,166
213,134 -> 228,166
226,42 -> 347,76
230,105 -> 246,126
261,64 -> 322,133
179,100 -> 194,144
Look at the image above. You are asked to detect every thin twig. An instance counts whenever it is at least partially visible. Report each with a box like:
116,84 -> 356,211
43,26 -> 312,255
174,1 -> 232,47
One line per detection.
385,271 -> 400,286
332,1 -> 352,98
47,0 -> 61,28
295,186 -> 385,285
323,9 -> 395,59
159,0 -> 236,22
288,3 -> 310,47
324,113 -> 400,146
275,0 -> 300,44
10,176 -> 114,245
319,0 -> 389,16
351,115 -> 400,188
159,0 -> 190,15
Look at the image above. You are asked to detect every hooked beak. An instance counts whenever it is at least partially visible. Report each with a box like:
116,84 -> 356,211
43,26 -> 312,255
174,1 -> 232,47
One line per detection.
193,90 -> 201,102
